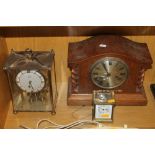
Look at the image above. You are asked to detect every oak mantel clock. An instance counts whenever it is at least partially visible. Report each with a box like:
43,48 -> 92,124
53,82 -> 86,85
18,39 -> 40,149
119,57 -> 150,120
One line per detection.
67,35 -> 153,106
3,49 -> 58,114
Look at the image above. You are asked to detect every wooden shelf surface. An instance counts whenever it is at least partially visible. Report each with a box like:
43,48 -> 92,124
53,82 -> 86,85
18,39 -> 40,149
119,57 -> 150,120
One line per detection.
3,35 -> 155,129
4,81 -> 155,129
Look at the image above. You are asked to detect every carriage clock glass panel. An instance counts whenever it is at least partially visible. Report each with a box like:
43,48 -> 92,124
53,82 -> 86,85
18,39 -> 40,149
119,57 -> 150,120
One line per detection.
91,57 -> 128,89
3,49 -> 57,114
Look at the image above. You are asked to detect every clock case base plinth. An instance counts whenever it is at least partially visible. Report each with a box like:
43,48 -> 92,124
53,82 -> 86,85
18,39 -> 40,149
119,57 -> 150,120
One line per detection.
67,79 -> 147,106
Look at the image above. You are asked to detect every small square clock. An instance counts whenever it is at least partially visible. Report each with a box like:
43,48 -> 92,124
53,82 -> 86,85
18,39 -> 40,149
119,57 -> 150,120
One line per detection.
92,90 -> 115,122
94,104 -> 113,122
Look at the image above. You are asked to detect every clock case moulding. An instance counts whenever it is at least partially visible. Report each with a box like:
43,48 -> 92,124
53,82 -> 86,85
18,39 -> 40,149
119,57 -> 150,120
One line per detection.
67,35 -> 153,106
3,49 -> 58,114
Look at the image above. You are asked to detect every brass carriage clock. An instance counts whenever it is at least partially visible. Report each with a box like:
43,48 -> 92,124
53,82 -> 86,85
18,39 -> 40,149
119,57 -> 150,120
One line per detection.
67,35 -> 153,106
3,49 -> 58,114
92,90 -> 115,122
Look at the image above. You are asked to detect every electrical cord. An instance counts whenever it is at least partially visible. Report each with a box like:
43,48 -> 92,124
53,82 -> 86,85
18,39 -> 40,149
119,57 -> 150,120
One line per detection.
58,120 -> 100,129
19,119 -> 101,129
19,119 -> 129,129
19,125 -> 31,129
19,105 -> 96,129
37,119 -> 63,128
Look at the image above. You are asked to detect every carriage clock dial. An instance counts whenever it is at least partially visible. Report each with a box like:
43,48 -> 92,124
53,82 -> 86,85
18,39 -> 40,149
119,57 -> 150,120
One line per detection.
91,57 -> 128,89
16,70 -> 45,93
95,104 -> 113,120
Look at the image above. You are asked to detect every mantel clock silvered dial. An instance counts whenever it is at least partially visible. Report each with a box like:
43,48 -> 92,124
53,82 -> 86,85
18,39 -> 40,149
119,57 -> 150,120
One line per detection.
91,57 -> 128,89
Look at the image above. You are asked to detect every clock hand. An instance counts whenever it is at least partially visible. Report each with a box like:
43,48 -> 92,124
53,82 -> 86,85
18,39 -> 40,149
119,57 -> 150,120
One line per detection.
99,107 -> 105,112
28,81 -> 34,91
102,63 -> 109,74
102,63 -> 111,77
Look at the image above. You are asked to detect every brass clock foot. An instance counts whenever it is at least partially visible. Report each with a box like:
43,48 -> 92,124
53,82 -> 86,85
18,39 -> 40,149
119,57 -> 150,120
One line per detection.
13,111 -> 17,114
51,111 -> 56,115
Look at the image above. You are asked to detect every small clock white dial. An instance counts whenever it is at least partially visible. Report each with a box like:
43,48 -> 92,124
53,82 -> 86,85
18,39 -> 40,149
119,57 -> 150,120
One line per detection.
16,70 -> 45,93
95,105 -> 113,119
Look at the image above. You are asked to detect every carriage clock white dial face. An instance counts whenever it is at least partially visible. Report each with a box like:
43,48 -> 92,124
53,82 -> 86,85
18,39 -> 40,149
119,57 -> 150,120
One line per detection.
95,105 -> 113,119
91,57 -> 128,89
16,70 -> 45,93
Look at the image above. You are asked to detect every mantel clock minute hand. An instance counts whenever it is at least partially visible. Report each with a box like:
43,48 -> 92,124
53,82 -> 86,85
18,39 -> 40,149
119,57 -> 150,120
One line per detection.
102,63 -> 110,76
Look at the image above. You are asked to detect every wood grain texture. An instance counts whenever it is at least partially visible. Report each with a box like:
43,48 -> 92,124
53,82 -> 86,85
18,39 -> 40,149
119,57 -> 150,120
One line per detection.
0,37 -> 11,128
4,36 -> 155,128
1,26 -> 155,37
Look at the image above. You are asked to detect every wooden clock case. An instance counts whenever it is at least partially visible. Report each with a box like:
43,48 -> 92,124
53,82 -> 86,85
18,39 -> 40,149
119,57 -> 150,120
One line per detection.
67,35 -> 153,106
